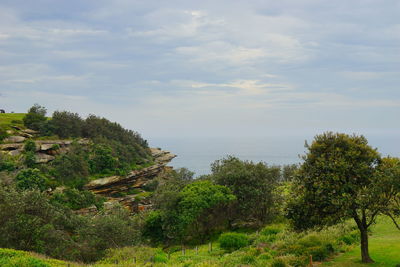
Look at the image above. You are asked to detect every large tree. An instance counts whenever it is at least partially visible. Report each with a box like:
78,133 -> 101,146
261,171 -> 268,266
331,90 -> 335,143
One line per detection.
211,156 -> 280,225
286,132 -> 399,263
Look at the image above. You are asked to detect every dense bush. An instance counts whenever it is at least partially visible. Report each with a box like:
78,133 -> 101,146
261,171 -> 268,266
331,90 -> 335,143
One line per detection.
49,143 -> 90,188
0,186 -> 82,260
0,154 -> 16,172
211,156 -> 280,225
22,104 -> 47,131
77,206 -> 143,262
50,111 -> 84,138
50,188 -> 104,210
219,232 -> 249,252
15,169 -> 48,191
144,179 -> 235,244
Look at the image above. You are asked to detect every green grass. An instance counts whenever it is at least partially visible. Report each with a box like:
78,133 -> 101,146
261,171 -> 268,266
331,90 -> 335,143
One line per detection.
323,217 -> 400,267
0,113 -> 26,129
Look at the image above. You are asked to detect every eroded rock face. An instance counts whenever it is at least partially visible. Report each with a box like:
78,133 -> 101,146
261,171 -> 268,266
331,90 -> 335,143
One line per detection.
4,136 -> 26,143
0,137 -> 90,162
35,153 -> 55,163
83,148 -> 176,213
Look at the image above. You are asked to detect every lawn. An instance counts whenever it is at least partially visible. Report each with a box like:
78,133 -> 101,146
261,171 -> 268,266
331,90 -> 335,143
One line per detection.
323,217 -> 400,267
0,113 -> 26,129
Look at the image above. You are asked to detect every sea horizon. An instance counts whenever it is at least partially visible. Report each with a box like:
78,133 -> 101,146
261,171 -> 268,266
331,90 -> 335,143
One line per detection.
148,133 -> 400,176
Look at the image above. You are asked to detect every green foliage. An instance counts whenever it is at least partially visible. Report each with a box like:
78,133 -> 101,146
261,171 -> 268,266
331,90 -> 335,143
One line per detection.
23,104 -> 47,131
0,154 -> 16,172
50,188 -> 104,210
89,144 -> 118,175
0,127 -> 9,141
49,143 -> 89,188
211,156 -> 280,225
77,206 -> 143,262
15,169 -> 48,191
0,187 -> 83,260
50,111 -> 84,138
270,258 -> 287,267
285,132 -> 400,262
24,140 -> 36,153
261,225 -> 282,236
280,164 -> 298,182
219,232 -> 249,251
23,140 -> 37,168
145,180 -> 235,244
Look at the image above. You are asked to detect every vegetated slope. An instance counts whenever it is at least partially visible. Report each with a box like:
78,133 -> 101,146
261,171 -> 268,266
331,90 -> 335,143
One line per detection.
0,113 -> 25,129
323,217 -> 400,267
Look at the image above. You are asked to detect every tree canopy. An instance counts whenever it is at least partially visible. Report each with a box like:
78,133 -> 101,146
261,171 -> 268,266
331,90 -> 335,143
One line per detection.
286,132 -> 400,263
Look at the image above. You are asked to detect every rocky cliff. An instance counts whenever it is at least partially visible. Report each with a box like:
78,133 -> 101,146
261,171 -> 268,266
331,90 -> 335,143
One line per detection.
0,126 -> 177,215
84,148 -> 176,213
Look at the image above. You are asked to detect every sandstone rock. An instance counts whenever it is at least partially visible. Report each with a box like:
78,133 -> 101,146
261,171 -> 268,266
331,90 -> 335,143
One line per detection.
40,144 -> 55,151
9,149 -> 23,156
19,132 -> 33,138
0,143 -> 24,150
4,136 -> 26,143
22,129 -> 39,134
35,153 -> 55,163
6,130 -> 14,135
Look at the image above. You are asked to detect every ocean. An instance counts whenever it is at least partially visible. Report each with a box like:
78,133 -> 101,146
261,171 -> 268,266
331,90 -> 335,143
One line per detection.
148,134 -> 400,177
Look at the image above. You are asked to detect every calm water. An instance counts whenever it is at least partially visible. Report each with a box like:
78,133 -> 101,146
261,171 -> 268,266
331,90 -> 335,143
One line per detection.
149,134 -> 400,176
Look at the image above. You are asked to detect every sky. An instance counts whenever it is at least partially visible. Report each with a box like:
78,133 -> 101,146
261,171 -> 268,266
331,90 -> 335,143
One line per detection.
0,0 -> 399,139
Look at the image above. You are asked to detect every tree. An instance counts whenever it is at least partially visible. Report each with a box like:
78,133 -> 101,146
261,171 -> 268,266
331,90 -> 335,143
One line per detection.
286,132 -> 398,263
211,156 -> 280,225
23,104 -> 47,131
50,111 -> 84,138
376,157 -> 400,230
144,180 -> 235,244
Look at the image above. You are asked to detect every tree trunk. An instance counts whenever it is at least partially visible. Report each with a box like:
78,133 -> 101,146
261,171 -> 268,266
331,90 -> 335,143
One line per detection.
360,227 -> 374,263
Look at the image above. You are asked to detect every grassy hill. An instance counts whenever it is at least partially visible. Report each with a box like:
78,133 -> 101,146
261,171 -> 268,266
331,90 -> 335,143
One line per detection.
0,113 -> 25,129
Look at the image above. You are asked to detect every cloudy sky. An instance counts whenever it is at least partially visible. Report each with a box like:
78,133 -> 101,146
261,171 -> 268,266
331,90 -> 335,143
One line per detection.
0,0 -> 399,138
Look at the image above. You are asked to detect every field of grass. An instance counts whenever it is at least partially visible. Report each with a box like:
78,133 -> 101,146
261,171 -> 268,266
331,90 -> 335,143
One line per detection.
0,113 -> 26,129
323,217 -> 400,267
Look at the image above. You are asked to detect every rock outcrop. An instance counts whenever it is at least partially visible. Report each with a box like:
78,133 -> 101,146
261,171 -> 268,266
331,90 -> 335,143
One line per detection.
84,148 -> 176,213
0,131 -> 89,163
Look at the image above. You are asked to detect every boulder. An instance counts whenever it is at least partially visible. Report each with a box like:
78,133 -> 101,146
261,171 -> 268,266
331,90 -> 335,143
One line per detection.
35,153 -> 55,163
3,136 -> 26,143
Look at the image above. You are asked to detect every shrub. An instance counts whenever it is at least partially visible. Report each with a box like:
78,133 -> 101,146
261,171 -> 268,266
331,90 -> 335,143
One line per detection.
15,169 -> 48,191
154,251 -> 168,263
270,258 -> 287,267
219,232 -> 249,252
0,154 -> 16,172
50,188 -> 104,210
50,111 -> 84,138
261,225 -> 282,236
23,104 -> 47,131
